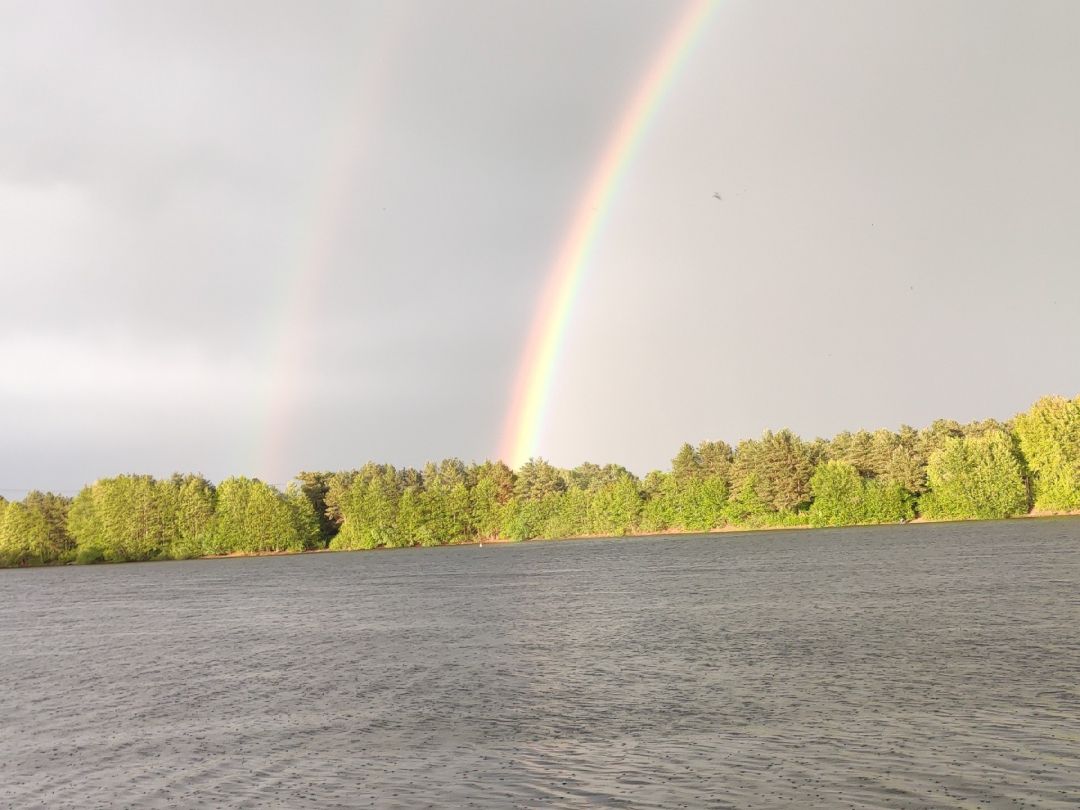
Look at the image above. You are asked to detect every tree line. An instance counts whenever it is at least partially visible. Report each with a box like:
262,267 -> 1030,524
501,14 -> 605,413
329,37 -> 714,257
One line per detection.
1,394 -> 1077,567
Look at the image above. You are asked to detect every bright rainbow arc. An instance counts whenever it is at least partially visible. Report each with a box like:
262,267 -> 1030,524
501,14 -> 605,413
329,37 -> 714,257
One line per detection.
499,0 -> 715,469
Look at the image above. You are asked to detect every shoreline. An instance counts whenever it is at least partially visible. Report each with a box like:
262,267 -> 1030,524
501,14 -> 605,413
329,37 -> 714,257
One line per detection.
185,509 -> 1080,562
3,510 -> 1077,571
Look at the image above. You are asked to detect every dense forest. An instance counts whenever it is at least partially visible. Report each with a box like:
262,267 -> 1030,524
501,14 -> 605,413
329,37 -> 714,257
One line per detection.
1,395 -> 1078,568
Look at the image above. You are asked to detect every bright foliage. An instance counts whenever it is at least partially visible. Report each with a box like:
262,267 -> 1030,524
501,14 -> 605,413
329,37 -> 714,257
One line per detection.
1014,396 -> 1080,511
0,395 -> 1076,567
919,430 -> 1029,521
809,461 -> 913,527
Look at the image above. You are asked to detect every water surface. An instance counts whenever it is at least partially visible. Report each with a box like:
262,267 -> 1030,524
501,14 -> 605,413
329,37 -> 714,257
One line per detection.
2,519 -> 1079,808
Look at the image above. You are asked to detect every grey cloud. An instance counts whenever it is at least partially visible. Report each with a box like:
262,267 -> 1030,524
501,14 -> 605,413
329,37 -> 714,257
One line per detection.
1,0 -> 1078,495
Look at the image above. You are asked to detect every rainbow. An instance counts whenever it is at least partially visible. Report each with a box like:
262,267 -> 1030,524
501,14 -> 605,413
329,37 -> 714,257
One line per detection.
499,0 -> 715,468
254,15 -> 407,485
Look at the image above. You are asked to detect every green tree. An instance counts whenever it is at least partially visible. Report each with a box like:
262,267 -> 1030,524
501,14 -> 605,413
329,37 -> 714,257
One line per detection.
884,445 -> 925,494
590,474 -> 643,536
425,458 -> 467,490
828,430 -> 877,477
206,476 -> 252,554
422,477 -> 472,544
639,471 -> 677,532
809,461 -> 913,527
170,475 -> 215,559
671,443 -> 701,483
639,470 -> 726,533
916,419 -> 965,482
697,440 -> 734,483
292,471 -> 337,547
209,477 -> 315,554
0,492 -> 72,565
240,481 -> 306,552
23,491 -> 74,561
1014,395 -> 1080,511
470,462 -> 514,540
544,488 -> 590,538
514,458 -> 566,501
330,465 -> 401,550
673,477 -> 728,531
722,473 -> 778,527
403,459 -> 476,545
920,430 -> 1029,520
395,486 -> 430,546
474,461 -> 515,501
730,430 -> 814,513
286,484 -> 323,550
809,461 -> 863,527
567,462 -> 633,492
501,493 -> 560,541
323,470 -> 360,534
68,476 -> 175,561
0,502 -> 47,565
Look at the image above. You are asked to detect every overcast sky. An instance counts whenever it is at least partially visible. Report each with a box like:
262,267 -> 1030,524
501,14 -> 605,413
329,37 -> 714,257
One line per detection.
1,0 -> 1078,496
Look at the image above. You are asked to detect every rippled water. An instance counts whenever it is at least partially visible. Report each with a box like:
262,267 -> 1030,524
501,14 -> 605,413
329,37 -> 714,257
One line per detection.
2,519 -> 1079,808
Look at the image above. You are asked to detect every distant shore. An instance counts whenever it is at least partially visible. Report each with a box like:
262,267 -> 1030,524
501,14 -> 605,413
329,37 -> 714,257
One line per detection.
0,509 -> 1070,571
180,509 -> 1080,564
4,394 -> 1078,570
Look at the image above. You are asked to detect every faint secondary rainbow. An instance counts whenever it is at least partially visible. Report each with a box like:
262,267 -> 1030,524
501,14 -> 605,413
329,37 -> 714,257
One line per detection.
499,0 -> 715,468
254,15 -> 407,485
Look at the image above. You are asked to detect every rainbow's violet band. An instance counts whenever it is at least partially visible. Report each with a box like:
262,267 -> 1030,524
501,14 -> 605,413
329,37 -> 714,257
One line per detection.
499,0 -> 716,468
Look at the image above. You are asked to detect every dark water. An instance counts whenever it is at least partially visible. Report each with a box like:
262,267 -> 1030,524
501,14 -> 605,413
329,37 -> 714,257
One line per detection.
2,519 -> 1079,809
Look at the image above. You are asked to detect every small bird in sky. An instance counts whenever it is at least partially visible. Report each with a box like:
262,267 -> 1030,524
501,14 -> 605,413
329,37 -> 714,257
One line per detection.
712,192 -> 722,201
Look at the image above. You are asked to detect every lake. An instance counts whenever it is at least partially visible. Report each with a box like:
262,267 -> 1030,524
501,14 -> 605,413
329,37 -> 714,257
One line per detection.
2,518 -> 1079,808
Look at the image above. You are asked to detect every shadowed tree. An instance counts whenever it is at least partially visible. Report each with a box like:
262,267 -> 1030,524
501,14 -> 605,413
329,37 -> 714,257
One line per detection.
293,471 -> 337,547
